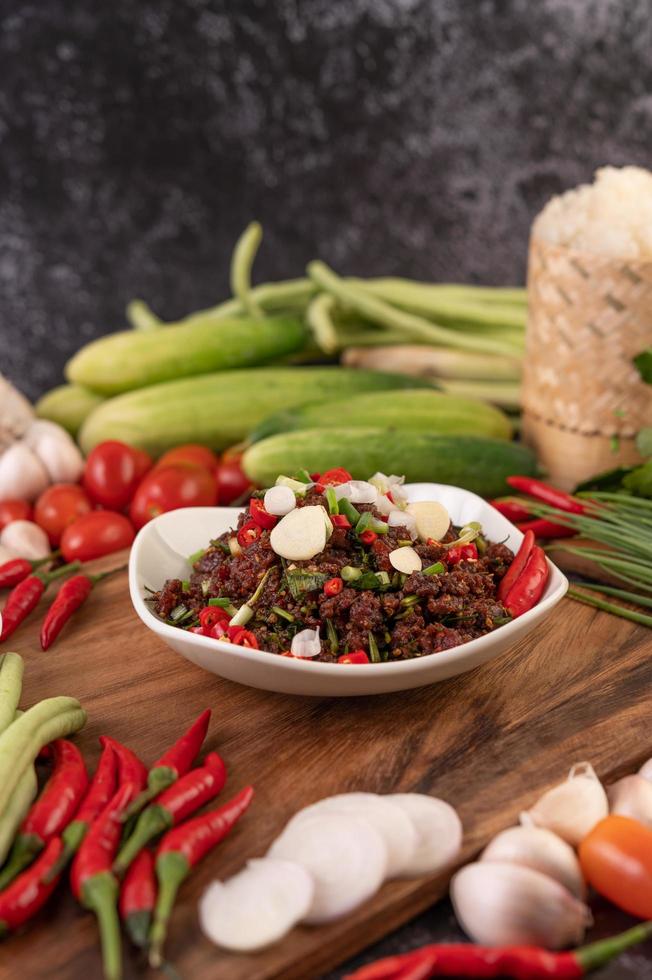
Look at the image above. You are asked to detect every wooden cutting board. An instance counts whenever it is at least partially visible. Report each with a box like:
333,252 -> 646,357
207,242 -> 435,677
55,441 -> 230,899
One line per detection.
4,551 -> 652,980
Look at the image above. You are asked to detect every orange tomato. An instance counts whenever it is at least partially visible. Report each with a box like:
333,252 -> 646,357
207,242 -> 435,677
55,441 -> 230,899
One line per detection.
579,815 -> 652,919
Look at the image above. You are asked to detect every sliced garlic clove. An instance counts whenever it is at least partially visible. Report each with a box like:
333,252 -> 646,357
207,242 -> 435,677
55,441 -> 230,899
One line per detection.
523,762 -> 608,847
389,546 -> 422,575
481,825 -> 586,899
607,774 -> 652,828
451,862 -> 591,949
263,485 -> 296,517
270,506 -> 327,561
406,501 -> 450,542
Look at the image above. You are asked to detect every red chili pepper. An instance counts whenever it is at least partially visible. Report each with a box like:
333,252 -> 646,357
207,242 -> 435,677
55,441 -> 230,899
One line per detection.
39,574 -> 92,650
489,497 -> 533,523
119,850 -> 157,948
445,543 -> 478,565
0,837 -> 64,938
198,606 -> 230,630
507,476 -> 586,515
360,530 -> 377,545
343,923 -> 652,979
249,498 -> 278,530
503,545 -> 549,618
113,752 -> 227,876
338,650 -> 370,664
309,472 -> 321,482
70,782 -> 133,980
46,738 -> 117,882
0,562 -> 80,642
99,736 -> 148,805
148,785 -> 254,967
324,577 -> 343,596
497,530 -> 535,602
226,626 -> 259,649
331,514 -> 352,529
516,518 -> 577,539
0,556 -> 48,589
124,708 -> 212,820
0,739 -> 88,889
319,467 -> 353,486
236,520 -> 262,548
209,621 -> 228,639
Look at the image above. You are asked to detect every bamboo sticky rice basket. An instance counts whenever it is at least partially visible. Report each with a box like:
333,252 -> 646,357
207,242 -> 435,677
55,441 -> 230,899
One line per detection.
522,236 -> 652,489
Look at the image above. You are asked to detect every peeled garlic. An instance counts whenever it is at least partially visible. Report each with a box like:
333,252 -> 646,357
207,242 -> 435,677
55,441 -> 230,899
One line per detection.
481,825 -> 585,899
290,627 -> 321,659
0,520 -> 50,560
406,501 -> 450,542
639,757 -> 652,782
0,444 -> 50,501
263,485 -> 296,517
523,763 -> 608,846
0,375 -> 34,452
27,424 -> 84,483
451,862 -> 591,949
607,774 -> 652,827
270,507 -> 327,561
389,546 -> 422,575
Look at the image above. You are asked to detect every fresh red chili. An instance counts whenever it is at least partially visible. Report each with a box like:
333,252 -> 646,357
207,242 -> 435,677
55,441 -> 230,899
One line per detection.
39,574 -> 91,650
226,626 -> 259,649
489,497 -> 533,523
119,849 -> 157,948
0,556 -> 48,589
516,518 -> 577,539
497,530 -> 535,602
124,708 -> 212,820
70,782 -> 133,980
319,467 -> 353,486
46,738 -> 117,882
331,514 -> 352,529
0,837 -> 64,938
99,736 -> 148,805
0,562 -> 80,642
148,785 -> 254,968
503,545 -> 549,618
249,498 -> 278,530
198,606 -> 230,630
360,530 -> 377,545
338,650 -> 370,664
0,738 -> 88,889
209,621 -> 228,639
324,577 -> 344,596
114,751 -> 227,876
446,543 -> 478,565
507,476 -> 586,515
343,923 -> 652,980
237,520 -> 262,548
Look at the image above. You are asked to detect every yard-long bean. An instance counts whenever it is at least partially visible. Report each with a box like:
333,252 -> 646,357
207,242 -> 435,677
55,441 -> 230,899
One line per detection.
230,221 -> 263,317
0,653 -> 24,735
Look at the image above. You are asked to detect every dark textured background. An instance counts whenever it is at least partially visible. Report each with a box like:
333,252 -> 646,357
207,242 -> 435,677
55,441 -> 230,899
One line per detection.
2,2 -> 652,976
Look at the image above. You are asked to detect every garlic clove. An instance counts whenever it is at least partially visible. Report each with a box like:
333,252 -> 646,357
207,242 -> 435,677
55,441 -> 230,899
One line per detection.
0,545 -> 18,563
523,762 -> 608,847
0,375 -> 34,452
263,485 -> 296,517
607,774 -> 652,828
29,430 -> 84,484
269,507 -> 327,561
480,825 -> 586,899
406,501 -> 450,542
0,520 -> 50,560
638,757 -> 652,783
389,546 -> 422,575
22,419 -> 74,450
451,862 -> 591,950
0,444 -> 50,502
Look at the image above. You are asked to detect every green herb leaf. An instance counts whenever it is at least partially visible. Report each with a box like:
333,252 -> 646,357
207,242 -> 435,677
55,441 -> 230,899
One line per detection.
633,349 -> 652,384
575,466 -> 636,492
636,428 -> 652,458
368,632 -> 381,663
623,460 -> 652,499
286,569 -> 328,599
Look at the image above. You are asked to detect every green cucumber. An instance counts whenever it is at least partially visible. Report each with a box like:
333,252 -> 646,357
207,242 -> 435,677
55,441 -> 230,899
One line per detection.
35,384 -> 105,437
251,389 -> 512,443
79,367 -> 431,456
243,428 -> 538,497
66,315 -> 308,395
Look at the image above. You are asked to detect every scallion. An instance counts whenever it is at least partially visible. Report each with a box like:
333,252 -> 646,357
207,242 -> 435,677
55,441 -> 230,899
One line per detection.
341,566 -> 363,582
423,561 -> 445,576
188,548 -> 206,564
325,486 -> 339,515
368,632 -> 381,663
271,605 -> 295,623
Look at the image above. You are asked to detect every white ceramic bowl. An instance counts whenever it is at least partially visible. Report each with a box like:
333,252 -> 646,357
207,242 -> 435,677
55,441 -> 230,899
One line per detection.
129,484 -> 568,697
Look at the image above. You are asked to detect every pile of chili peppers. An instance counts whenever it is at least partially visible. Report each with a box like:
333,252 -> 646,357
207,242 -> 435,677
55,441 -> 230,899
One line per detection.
491,477 -> 585,540
0,706 -> 254,980
0,554 -> 125,650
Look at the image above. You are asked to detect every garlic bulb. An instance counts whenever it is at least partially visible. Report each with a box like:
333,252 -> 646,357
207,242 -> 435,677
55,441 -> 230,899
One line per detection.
639,757 -> 652,783
0,520 -> 50,560
0,375 -> 34,452
451,862 -> 591,949
607,774 -> 652,827
523,763 -> 608,846
0,444 -> 50,501
26,423 -> 84,484
290,627 -> 321,659
481,825 -> 585,899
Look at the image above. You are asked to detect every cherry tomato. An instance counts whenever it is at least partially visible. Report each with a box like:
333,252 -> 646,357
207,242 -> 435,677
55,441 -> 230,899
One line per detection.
156,444 -> 218,473
579,815 -> 652,919
320,467 -> 353,486
83,441 -> 153,510
129,465 -> 217,529
34,484 -> 92,546
249,498 -> 277,530
215,455 -> 253,505
0,500 -> 33,531
61,511 -> 135,562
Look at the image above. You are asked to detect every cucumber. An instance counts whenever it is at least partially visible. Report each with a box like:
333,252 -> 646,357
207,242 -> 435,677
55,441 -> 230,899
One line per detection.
79,368 -> 431,456
35,384 -> 105,437
242,428 -> 538,497
66,315 -> 308,395
251,389 -> 512,443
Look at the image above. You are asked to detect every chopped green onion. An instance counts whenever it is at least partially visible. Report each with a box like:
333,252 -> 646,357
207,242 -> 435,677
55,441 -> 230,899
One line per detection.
356,511 -> 388,535
376,571 -> 391,586
208,597 -> 232,607
400,595 -> 419,608
397,539 -> 412,547
423,561 -> 445,576
229,604 -> 254,627
326,619 -> 338,654
294,468 -> 312,484
271,605 -> 295,622
368,632 -> 381,663
276,476 -> 309,494
325,486 -> 339,515
169,603 -> 189,622
201,580 -> 210,596
188,548 -> 206,564
181,580 -> 190,591
249,568 -> 273,606
339,499 -> 361,525
341,566 -> 363,582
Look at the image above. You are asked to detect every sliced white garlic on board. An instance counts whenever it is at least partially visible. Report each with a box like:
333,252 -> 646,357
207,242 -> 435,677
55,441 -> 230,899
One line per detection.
388,793 -> 463,877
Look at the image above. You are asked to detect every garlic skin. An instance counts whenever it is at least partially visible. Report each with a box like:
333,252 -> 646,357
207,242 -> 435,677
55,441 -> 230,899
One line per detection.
639,758 -> 652,783
608,775 -> 652,828
523,763 -> 608,846
481,825 -> 586,899
451,862 -> 591,949
0,444 -> 50,501
290,627 -> 321,659
0,520 -> 50,560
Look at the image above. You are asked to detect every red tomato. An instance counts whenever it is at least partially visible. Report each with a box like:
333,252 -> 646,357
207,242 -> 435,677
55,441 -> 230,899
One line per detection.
0,500 -> 33,530
34,484 -> 92,546
320,467 -> 353,486
580,815 -> 652,919
156,444 -> 218,472
215,455 -> 252,505
61,511 -> 135,562
83,441 -> 153,510
129,465 -> 217,529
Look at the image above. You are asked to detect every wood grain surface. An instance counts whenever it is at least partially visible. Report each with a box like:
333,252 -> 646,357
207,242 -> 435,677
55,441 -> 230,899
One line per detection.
3,550 -> 652,980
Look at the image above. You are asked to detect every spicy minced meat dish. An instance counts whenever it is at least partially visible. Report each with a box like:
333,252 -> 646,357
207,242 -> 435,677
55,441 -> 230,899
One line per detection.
151,469 -> 518,664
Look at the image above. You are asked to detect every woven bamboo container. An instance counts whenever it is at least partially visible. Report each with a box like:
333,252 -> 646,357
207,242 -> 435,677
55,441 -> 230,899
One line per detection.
522,236 -> 652,489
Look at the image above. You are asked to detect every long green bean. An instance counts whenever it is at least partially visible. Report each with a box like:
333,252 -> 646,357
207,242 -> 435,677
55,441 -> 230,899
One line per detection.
0,653 -> 24,735
307,293 -> 339,354
356,279 -> 527,330
181,278 -> 315,323
126,300 -> 162,331
230,221 -> 263,316
0,713 -> 36,867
